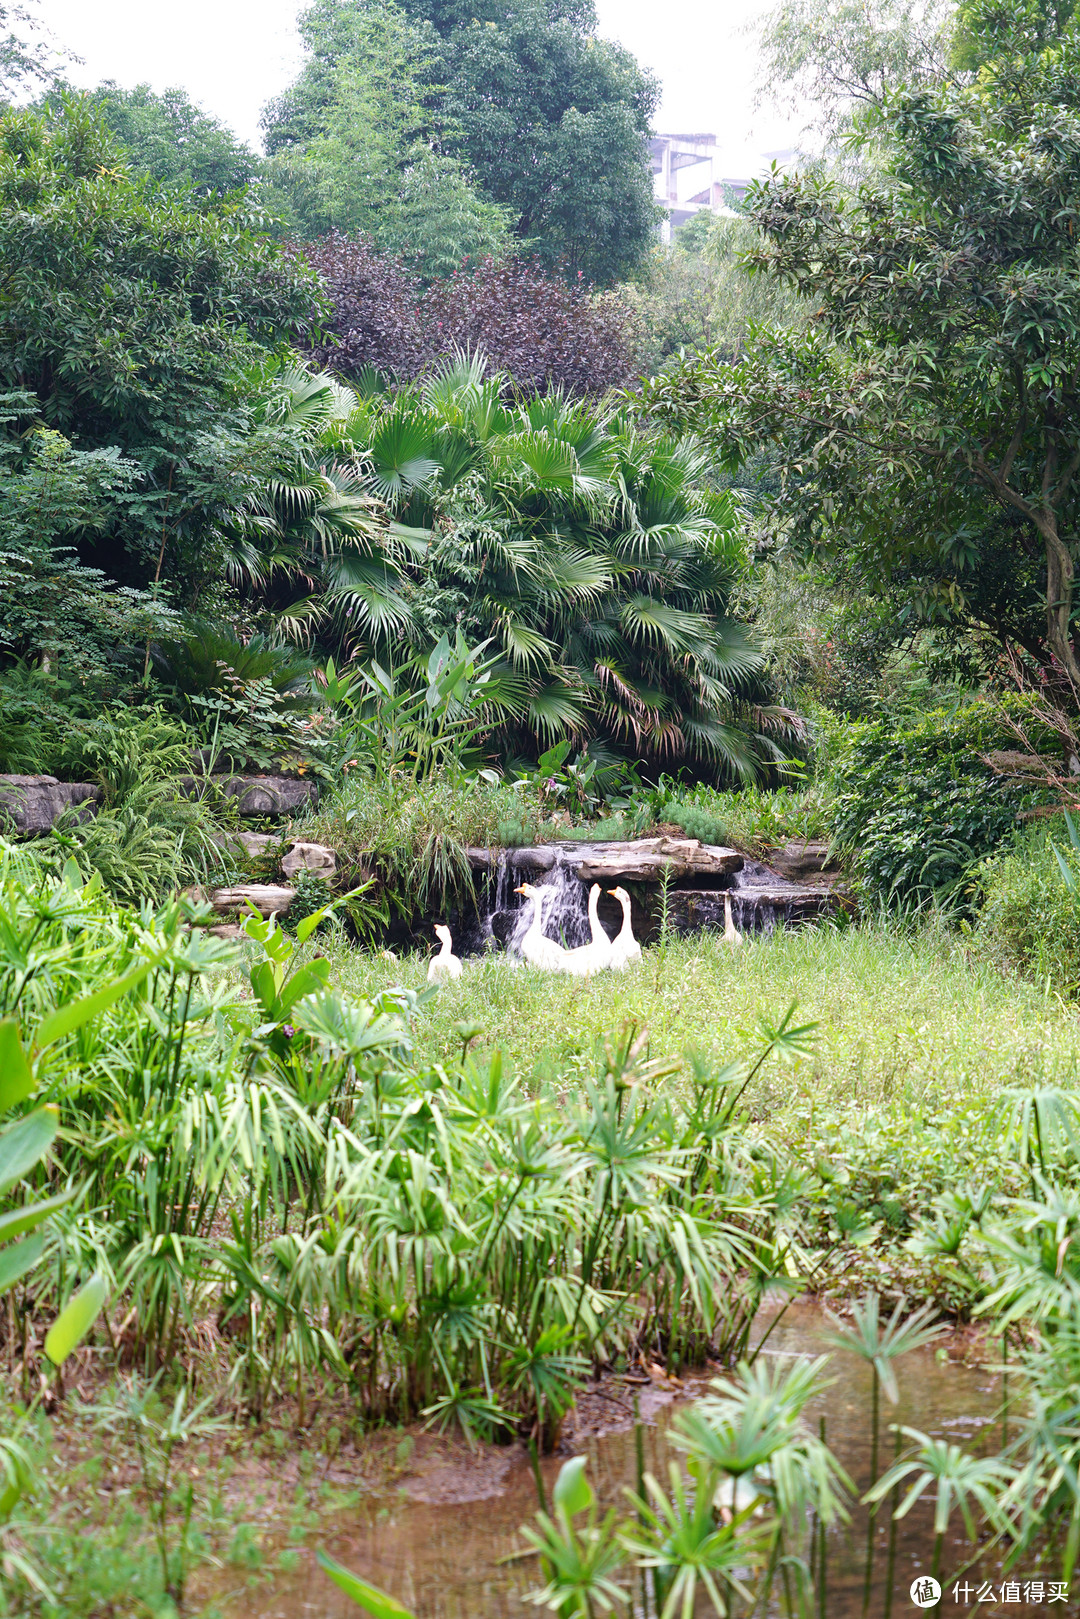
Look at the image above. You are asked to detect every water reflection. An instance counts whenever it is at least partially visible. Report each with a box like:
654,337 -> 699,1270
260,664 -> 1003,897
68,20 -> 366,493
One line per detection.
210,1303 -> 1006,1618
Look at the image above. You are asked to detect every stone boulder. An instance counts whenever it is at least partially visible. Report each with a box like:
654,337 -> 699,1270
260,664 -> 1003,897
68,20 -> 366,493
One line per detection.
216,829 -> 287,862
464,838 -> 744,884
575,838 -> 743,884
209,884 -> 296,918
766,840 -> 838,881
281,841 -> 336,881
0,775 -> 101,836
180,775 -> 317,817
219,776 -> 317,817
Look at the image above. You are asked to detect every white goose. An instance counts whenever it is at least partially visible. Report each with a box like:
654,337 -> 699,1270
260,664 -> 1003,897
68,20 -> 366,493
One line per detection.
427,923 -> 463,983
556,884 -> 613,977
723,894 -> 743,949
513,883 -> 569,971
606,886 -> 642,970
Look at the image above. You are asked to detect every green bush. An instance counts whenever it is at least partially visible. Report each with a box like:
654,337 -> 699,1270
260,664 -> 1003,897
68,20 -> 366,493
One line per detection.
658,780 -> 831,856
830,700 -> 1048,909
977,822 -> 1080,993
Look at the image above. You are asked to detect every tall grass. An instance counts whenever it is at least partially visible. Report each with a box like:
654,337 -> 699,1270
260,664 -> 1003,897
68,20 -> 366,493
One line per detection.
325,919 -> 1080,1110
297,774 -> 542,919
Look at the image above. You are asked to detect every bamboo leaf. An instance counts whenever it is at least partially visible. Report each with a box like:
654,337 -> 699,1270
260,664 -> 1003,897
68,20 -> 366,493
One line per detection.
0,1019 -> 34,1112
44,1273 -> 106,1366
316,1550 -> 416,1616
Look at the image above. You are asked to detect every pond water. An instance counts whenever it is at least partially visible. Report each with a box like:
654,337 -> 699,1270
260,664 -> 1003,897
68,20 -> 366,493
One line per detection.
210,1302 -> 1016,1618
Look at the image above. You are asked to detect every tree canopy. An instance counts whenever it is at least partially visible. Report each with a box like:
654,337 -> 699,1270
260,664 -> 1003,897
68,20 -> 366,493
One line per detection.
648,13 -> 1080,692
264,0 -> 659,286
0,97 -> 320,602
261,0 -> 510,276
65,82 -> 261,197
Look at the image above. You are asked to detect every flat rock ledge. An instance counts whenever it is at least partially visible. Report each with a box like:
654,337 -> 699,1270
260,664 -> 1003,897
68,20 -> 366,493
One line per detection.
465,838 -> 744,884
0,775 -> 101,836
208,884 -> 296,918
181,774 -> 317,817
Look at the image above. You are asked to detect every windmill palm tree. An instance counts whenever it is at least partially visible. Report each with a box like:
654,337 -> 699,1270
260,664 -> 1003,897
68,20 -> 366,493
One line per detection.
327,351 -> 794,779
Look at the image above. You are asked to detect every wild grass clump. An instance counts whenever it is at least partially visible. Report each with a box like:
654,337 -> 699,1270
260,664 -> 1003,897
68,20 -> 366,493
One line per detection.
20,706 -> 234,906
976,821 -> 1080,994
666,781 -> 832,854
298,772 -> 541,916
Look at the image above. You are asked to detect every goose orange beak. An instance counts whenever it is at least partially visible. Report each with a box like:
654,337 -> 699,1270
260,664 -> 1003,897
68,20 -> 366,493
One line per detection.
514,884 -> 528,894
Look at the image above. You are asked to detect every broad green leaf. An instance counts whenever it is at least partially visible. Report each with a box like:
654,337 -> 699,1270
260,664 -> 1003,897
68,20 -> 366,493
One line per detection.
0,1190 -> 74,1244
552,1454 -> 593,1517
278,959 -> 332,1017
0,1019 -> 34,1113
0,1107 -> 58,1197
0,1233 -> 45,1295
1052,841 -> 1077,893
44,1273 -> 106,1366
35,956 -> 162,1050
316,1550 -> 416,1616
250,960 -> 278,1020
296,882 -> 373,946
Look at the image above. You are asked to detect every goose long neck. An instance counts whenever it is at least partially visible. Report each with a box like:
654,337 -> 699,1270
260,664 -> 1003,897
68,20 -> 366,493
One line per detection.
617,894 -> 632,939
588,885 -> 601,942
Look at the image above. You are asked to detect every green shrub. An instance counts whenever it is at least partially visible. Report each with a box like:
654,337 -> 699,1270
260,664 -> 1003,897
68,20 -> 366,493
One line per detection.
299,771 -> 541,917
830,699 -> 1049,909
22,707 -> 234,905
665,782 -> 832,856
977,822 -> 1080,993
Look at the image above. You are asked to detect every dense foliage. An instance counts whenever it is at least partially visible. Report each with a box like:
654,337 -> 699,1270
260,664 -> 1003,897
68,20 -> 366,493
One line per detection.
66,81 -> 262,197
308,355 -> 780,776
830,701 -> 1048,907
265,0 -> 659,285
303,233 -> 641,395
649,7 -> 1080,694
261,0 -> 509,277
0,99 -> 320,609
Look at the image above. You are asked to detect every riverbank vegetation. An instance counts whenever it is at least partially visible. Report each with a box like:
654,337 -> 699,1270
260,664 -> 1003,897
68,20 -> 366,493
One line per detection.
5,0 -> 1080,1611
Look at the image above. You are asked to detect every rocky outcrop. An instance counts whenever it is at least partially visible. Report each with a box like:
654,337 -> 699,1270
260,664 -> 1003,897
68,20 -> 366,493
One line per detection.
216,829 -> 286,861
575,838 -> 743,883
222,776 -> 316,816
465,837 -> 743,883
765,839 -> 842,883
0,775 -> 101,836
209,884 -> 296,918
281,841 -> 336,880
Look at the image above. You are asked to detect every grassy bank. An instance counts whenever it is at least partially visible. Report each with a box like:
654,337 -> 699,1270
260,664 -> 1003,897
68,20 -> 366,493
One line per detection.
325,919 -> 1080,1113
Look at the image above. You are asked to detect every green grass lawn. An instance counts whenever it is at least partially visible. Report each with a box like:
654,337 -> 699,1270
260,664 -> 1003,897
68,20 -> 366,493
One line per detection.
323,919 -> 1080,1116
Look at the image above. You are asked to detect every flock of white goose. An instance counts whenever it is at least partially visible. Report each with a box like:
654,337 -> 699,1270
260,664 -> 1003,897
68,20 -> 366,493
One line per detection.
427,881 -> 743,984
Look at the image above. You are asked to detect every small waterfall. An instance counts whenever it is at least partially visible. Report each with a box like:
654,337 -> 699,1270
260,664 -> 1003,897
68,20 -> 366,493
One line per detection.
505,853 -> 591,958
475,850 -> 515,951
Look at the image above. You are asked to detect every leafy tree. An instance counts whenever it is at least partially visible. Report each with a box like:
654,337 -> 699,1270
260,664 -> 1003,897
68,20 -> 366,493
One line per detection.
645,27 -> 1080,693
303,233 -> 641,395
633,215 -> 807,373
757,0 -> 955,142
433,0 -> 659,283
261,0 -> 508,276
268,0 -> 659,285
64,82 -> 261,196
0,96 -> 320,608
0,1 -> 67,103
0,394 -> 178,691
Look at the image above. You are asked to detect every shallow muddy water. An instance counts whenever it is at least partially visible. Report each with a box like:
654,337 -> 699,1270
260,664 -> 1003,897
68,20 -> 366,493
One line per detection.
210,1303 -> 1027,1618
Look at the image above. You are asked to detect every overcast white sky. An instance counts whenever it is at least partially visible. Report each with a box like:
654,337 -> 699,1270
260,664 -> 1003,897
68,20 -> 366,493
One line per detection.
38,0 -> 799,169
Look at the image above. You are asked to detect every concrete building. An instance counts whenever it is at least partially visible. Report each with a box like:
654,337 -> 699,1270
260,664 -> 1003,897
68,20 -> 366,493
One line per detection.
650,132 -> 794,242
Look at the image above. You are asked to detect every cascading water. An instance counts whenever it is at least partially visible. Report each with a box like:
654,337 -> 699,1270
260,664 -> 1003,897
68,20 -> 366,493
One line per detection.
505,853 -> 593,957
459,840 -> 843,957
